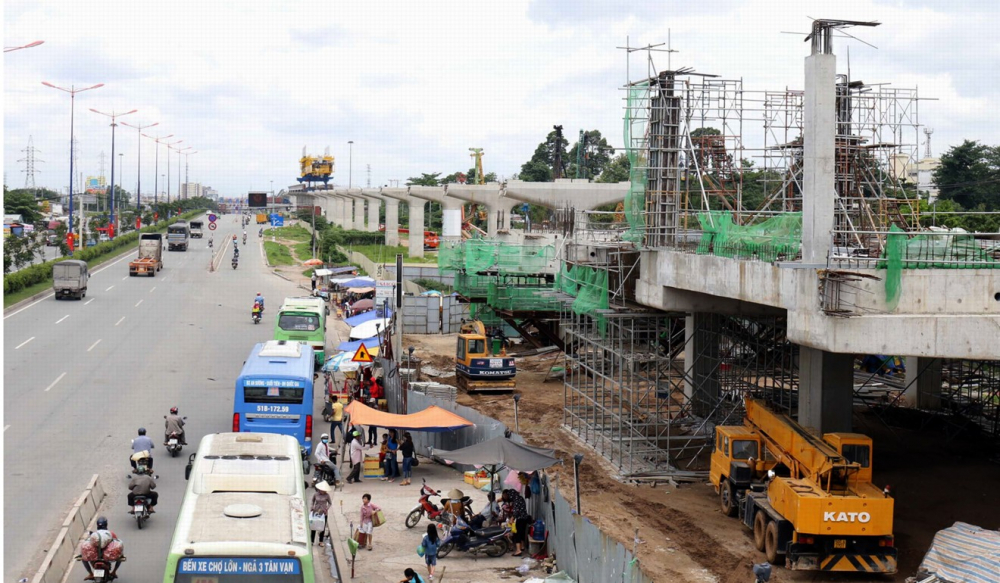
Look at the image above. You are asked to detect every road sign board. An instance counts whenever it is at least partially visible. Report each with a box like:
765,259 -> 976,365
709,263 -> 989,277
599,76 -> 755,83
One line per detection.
375,280 -> 395,307
352,343 -> 373,363
208,222 -> 217,231
208,213 -> 217,223
270,214 -> 285,227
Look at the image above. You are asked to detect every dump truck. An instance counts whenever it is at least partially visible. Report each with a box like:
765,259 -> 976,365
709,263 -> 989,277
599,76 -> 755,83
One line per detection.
256,213 -> 268,224
188,220 -> 204,238
455,320 -> 516,393
710,399 -> 896,573
130,233 -> 163,276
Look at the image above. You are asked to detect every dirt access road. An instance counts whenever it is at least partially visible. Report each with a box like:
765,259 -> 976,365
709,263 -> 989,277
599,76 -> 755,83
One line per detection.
406,333 -> 1000,583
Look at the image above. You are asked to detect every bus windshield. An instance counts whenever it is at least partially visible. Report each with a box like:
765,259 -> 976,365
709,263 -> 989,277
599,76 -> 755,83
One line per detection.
278,314 -> 319,332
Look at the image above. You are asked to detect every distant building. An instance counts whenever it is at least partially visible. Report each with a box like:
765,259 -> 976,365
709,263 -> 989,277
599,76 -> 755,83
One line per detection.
203,186 -> 218,200
180,182 -> 202,199
890,154 -> 941,202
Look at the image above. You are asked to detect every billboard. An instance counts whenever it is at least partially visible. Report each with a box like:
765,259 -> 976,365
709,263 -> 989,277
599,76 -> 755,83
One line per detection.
247,191 -> 267,208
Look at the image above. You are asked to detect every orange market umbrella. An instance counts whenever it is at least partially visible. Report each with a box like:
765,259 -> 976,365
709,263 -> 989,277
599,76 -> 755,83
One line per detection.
304,258 -> 323,266
344,401 -> 474,432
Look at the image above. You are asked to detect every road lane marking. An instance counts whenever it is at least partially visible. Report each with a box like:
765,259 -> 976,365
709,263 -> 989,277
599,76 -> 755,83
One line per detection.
3,425 -> 9,432
135,299 -> 143,307
44,372 -> 67,392
4,251 -> 135,319
15,337 -> 35,350
115,316 -> 125,326
105,285 -> 115,292
87,339 -> 102,352
150,287 -> 156,293
122,275 -> 129,280
85,298 -> 95,305
55,315 -> 69,324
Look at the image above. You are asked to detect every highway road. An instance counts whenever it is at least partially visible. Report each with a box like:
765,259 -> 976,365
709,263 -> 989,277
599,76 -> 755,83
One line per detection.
3,214 -> 315,582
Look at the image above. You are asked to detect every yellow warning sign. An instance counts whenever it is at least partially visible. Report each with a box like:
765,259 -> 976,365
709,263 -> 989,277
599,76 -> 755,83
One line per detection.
352,342 -> 374,363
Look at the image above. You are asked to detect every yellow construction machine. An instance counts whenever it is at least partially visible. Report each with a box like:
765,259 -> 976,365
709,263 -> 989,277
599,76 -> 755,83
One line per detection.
710,399 -> 896,573
455,320 -> 516,394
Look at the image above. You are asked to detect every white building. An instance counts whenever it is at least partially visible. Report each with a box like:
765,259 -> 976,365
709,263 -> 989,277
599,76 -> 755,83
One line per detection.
203,186 -> 218,200
180,182 -> 202,199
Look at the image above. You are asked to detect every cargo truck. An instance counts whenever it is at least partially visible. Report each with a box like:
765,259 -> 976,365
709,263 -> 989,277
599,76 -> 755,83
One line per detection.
710,399 -> 896,573
166,221 -> 189,251
130,233 -> 163,276
188,220 -> 204,238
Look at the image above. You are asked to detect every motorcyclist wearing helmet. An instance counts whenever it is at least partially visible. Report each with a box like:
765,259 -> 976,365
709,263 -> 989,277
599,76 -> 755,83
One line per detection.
164,407 -> 186,445
254,293 -> 264,312
313,433 -> 342,485
81,516 -> 123,580
130,428 -> 154,471
208,235 -> 214,248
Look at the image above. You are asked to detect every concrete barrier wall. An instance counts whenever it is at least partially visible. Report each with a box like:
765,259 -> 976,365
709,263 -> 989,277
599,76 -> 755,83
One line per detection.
30,474 -> 105,583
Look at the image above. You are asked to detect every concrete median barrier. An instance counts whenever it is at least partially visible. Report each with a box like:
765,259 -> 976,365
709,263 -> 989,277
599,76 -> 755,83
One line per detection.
30,474 -> 105,583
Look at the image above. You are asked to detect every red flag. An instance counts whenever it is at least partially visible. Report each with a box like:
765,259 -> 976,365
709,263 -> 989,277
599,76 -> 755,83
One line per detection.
136,217 -> 142,230
66,232 -> 75,252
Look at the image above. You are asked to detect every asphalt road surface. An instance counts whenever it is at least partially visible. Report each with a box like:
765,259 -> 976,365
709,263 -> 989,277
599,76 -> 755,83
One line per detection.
3,214 -> 311,582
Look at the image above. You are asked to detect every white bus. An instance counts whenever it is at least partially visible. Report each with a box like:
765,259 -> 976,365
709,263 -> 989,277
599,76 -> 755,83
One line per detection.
163,432 -> 315,583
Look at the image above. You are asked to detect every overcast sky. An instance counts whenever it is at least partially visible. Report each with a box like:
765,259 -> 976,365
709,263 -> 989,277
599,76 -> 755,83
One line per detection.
4,0 -> 999,198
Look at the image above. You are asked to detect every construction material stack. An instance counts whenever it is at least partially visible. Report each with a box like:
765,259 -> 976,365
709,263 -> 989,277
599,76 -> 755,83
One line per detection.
709,398 -> 896,573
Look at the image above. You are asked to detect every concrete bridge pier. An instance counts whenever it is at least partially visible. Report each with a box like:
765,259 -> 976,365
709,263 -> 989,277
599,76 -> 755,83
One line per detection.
361,189 -> 382,232
503,179 -> 629,211
446,183 -> 505,236
381,188 -> 424,258
797,347 -> 854,433
684,313 -> 721,418
378,191 -> 401,247
411,186 -> 461,244
902,357 -> 943,409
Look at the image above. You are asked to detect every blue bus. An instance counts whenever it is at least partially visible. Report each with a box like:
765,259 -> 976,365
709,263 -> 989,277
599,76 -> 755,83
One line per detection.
234,341 -> 315,455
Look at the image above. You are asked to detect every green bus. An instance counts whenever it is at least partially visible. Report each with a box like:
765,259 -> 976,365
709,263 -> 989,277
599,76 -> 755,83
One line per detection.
164,432 -> 314,583
274,297 -> 328,367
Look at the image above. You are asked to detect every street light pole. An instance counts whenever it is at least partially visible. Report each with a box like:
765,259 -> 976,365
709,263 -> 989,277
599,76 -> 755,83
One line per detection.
163,140 -> 183,207
4,40 -> 44,52
123,121 -> 159,213
143,132 -> 173,209
348,141 -> 354,189
175,146 -> 191,201
42,81 -> 103,253
118,153 -> 124,217
183,151 -> 197,192
90,108 -> 137,238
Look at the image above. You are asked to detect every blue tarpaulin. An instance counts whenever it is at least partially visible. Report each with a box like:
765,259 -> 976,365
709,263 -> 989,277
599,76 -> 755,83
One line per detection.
345,309 -> 392,328
336,337 -> 381,353
337,277 -> 375,288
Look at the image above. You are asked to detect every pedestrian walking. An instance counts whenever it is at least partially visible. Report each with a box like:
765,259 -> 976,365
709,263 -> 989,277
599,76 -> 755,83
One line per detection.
358,493 -> 380,551
310,481 -> 332,545
346,429 -> 365,483
329,395 -> 345,443
311,271 -> 317,291
400,432 -> 415,485
420,523 -> 440,581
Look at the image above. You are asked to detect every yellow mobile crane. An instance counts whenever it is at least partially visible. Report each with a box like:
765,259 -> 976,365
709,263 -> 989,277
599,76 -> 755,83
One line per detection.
710,399 -> 896,573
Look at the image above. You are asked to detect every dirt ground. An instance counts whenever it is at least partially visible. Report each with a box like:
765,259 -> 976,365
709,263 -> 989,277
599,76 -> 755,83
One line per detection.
404,333 -> 1000,583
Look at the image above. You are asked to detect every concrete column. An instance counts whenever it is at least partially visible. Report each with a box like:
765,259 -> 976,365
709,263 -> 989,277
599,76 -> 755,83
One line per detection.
801,52 -> 836,264
384,198 -> 400,247
797,346 -> 854,433
902,357 -> 943,409
684,313 -> 720,418
366,198 -> 380,232
440,199 -> 462,242
408,198 -> 424,258
352,197 -> 365,231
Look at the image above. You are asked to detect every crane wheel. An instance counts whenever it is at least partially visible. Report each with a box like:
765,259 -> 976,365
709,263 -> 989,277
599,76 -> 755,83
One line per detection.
719,481 -> 737,517
764,520 -> 782,565
753,511 -> 768,552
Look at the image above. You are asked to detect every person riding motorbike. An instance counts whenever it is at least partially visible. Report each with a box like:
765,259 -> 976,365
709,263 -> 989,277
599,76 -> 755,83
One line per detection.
130,428 -> 154,471
164,407 -> 186,445
208,236 -> 213,248
313,434 -> 342,485
254,293 -> 264,312
81,517 -> 123,581
258,228 -> 263,238
127,472 -> 158,513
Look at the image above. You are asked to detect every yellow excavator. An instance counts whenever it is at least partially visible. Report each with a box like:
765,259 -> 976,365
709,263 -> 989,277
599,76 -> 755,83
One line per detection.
455,320 -> 516,393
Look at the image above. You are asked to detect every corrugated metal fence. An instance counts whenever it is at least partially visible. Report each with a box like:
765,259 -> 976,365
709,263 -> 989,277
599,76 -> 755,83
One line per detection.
396,387 -> 651,583
401,295 -> 468,334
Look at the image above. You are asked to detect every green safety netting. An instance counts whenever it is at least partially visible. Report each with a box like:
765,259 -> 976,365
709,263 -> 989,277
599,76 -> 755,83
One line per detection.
437,240 -> 465,272
470,304 -> 505,326
623,82 -> 650,245
571,266 -> 610,335
487,282 -> 562,312
882,225 -> 1000,311
556,263 -> 580,295
696,211 -> 802,262
454,273 -> 493,298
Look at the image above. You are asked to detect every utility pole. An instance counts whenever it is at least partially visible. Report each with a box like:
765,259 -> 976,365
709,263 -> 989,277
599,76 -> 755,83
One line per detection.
19,136 -> 44,194
366,164 -> 371,188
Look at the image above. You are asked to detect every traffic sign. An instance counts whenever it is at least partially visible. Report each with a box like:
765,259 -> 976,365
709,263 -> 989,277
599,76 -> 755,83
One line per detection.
208,222 -> 217,231
208,213 -> 217,223
351,343 -> 373,363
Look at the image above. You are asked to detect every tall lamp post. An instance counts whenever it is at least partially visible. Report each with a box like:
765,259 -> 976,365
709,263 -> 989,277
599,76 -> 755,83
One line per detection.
122,121 -> 158,213
163,140 -> 183,205
142,132 -> 173,207
183,151 -> 198,190
175,146 -> 192,201
348,140 -> 354,189
90,107 -> 137,238
118,153 -> 124,219
42,81 -> 103,253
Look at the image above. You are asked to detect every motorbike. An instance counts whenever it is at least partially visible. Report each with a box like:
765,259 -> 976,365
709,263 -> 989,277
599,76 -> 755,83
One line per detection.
76,557 -> 119,582
312,458 -> 338,488
405,479 -> 456,529
437,521 -> 511,558
252,306 -> 262,324
232,258 -> 238,270
164,416 -> 187,457
131,495 -> 151,529
208,238 -> 213,249
127,454 -> 157,479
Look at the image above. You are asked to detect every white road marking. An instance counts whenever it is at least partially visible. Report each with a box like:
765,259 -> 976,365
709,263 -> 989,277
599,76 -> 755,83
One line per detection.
115,316 -> 126,326
4,249 -> 134,319
3,425 -> 9,432
122,275 -> 129,280
135,299 -> 143,307
87,339 -> 102,352
44,372 -> 67,392
150,286 -> 156,293
15,337 -> 35,350
105,285 -> 115,292
55,315 -> 69,324
85,298 -> 95,305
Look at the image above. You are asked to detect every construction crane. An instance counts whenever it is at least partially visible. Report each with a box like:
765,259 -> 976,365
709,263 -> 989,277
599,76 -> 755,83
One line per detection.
298,146 -> 334,187
469,148 -> 485,185
709,399 -> 896,573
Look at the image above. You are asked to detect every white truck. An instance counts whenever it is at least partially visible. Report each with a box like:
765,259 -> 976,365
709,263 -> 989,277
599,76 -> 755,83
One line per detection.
167,221 -> 190,251
188,220 -> 204,239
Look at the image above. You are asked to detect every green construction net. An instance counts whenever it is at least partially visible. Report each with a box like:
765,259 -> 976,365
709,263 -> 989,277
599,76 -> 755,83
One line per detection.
437,240 -> 465,272
556,263 -> 580,295
696,211 -> 802,262
882,225 -> 1000,310
487,282 -> 562,312
571,266 -> 610,335
454,273 -> 493,298
470,303 -> 504,326
623,82 -> 650,245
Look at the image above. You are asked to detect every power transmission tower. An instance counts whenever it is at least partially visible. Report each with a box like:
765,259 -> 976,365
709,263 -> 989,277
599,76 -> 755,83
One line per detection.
366,164 -> 371,188
19,135 -> 44,193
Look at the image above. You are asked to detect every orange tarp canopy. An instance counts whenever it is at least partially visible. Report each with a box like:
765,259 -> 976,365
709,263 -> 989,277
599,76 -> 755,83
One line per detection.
344,400 -> 474,432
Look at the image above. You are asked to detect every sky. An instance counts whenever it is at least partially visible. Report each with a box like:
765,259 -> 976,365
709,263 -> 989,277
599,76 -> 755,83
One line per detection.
4,0 -> 1000,199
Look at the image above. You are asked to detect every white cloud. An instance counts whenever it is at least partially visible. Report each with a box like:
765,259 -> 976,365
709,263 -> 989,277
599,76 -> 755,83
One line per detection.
5,0 -> 1000,196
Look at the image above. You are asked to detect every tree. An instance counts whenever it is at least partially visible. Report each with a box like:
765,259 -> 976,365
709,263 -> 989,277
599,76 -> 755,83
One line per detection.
569,130 -> 614,180
3,189 -> 43,224
406,173 -> 442,187
597,153 -> 630,183
933,140 -> 1000,210
519,128 -> 570,181
518,160 -> 552,182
